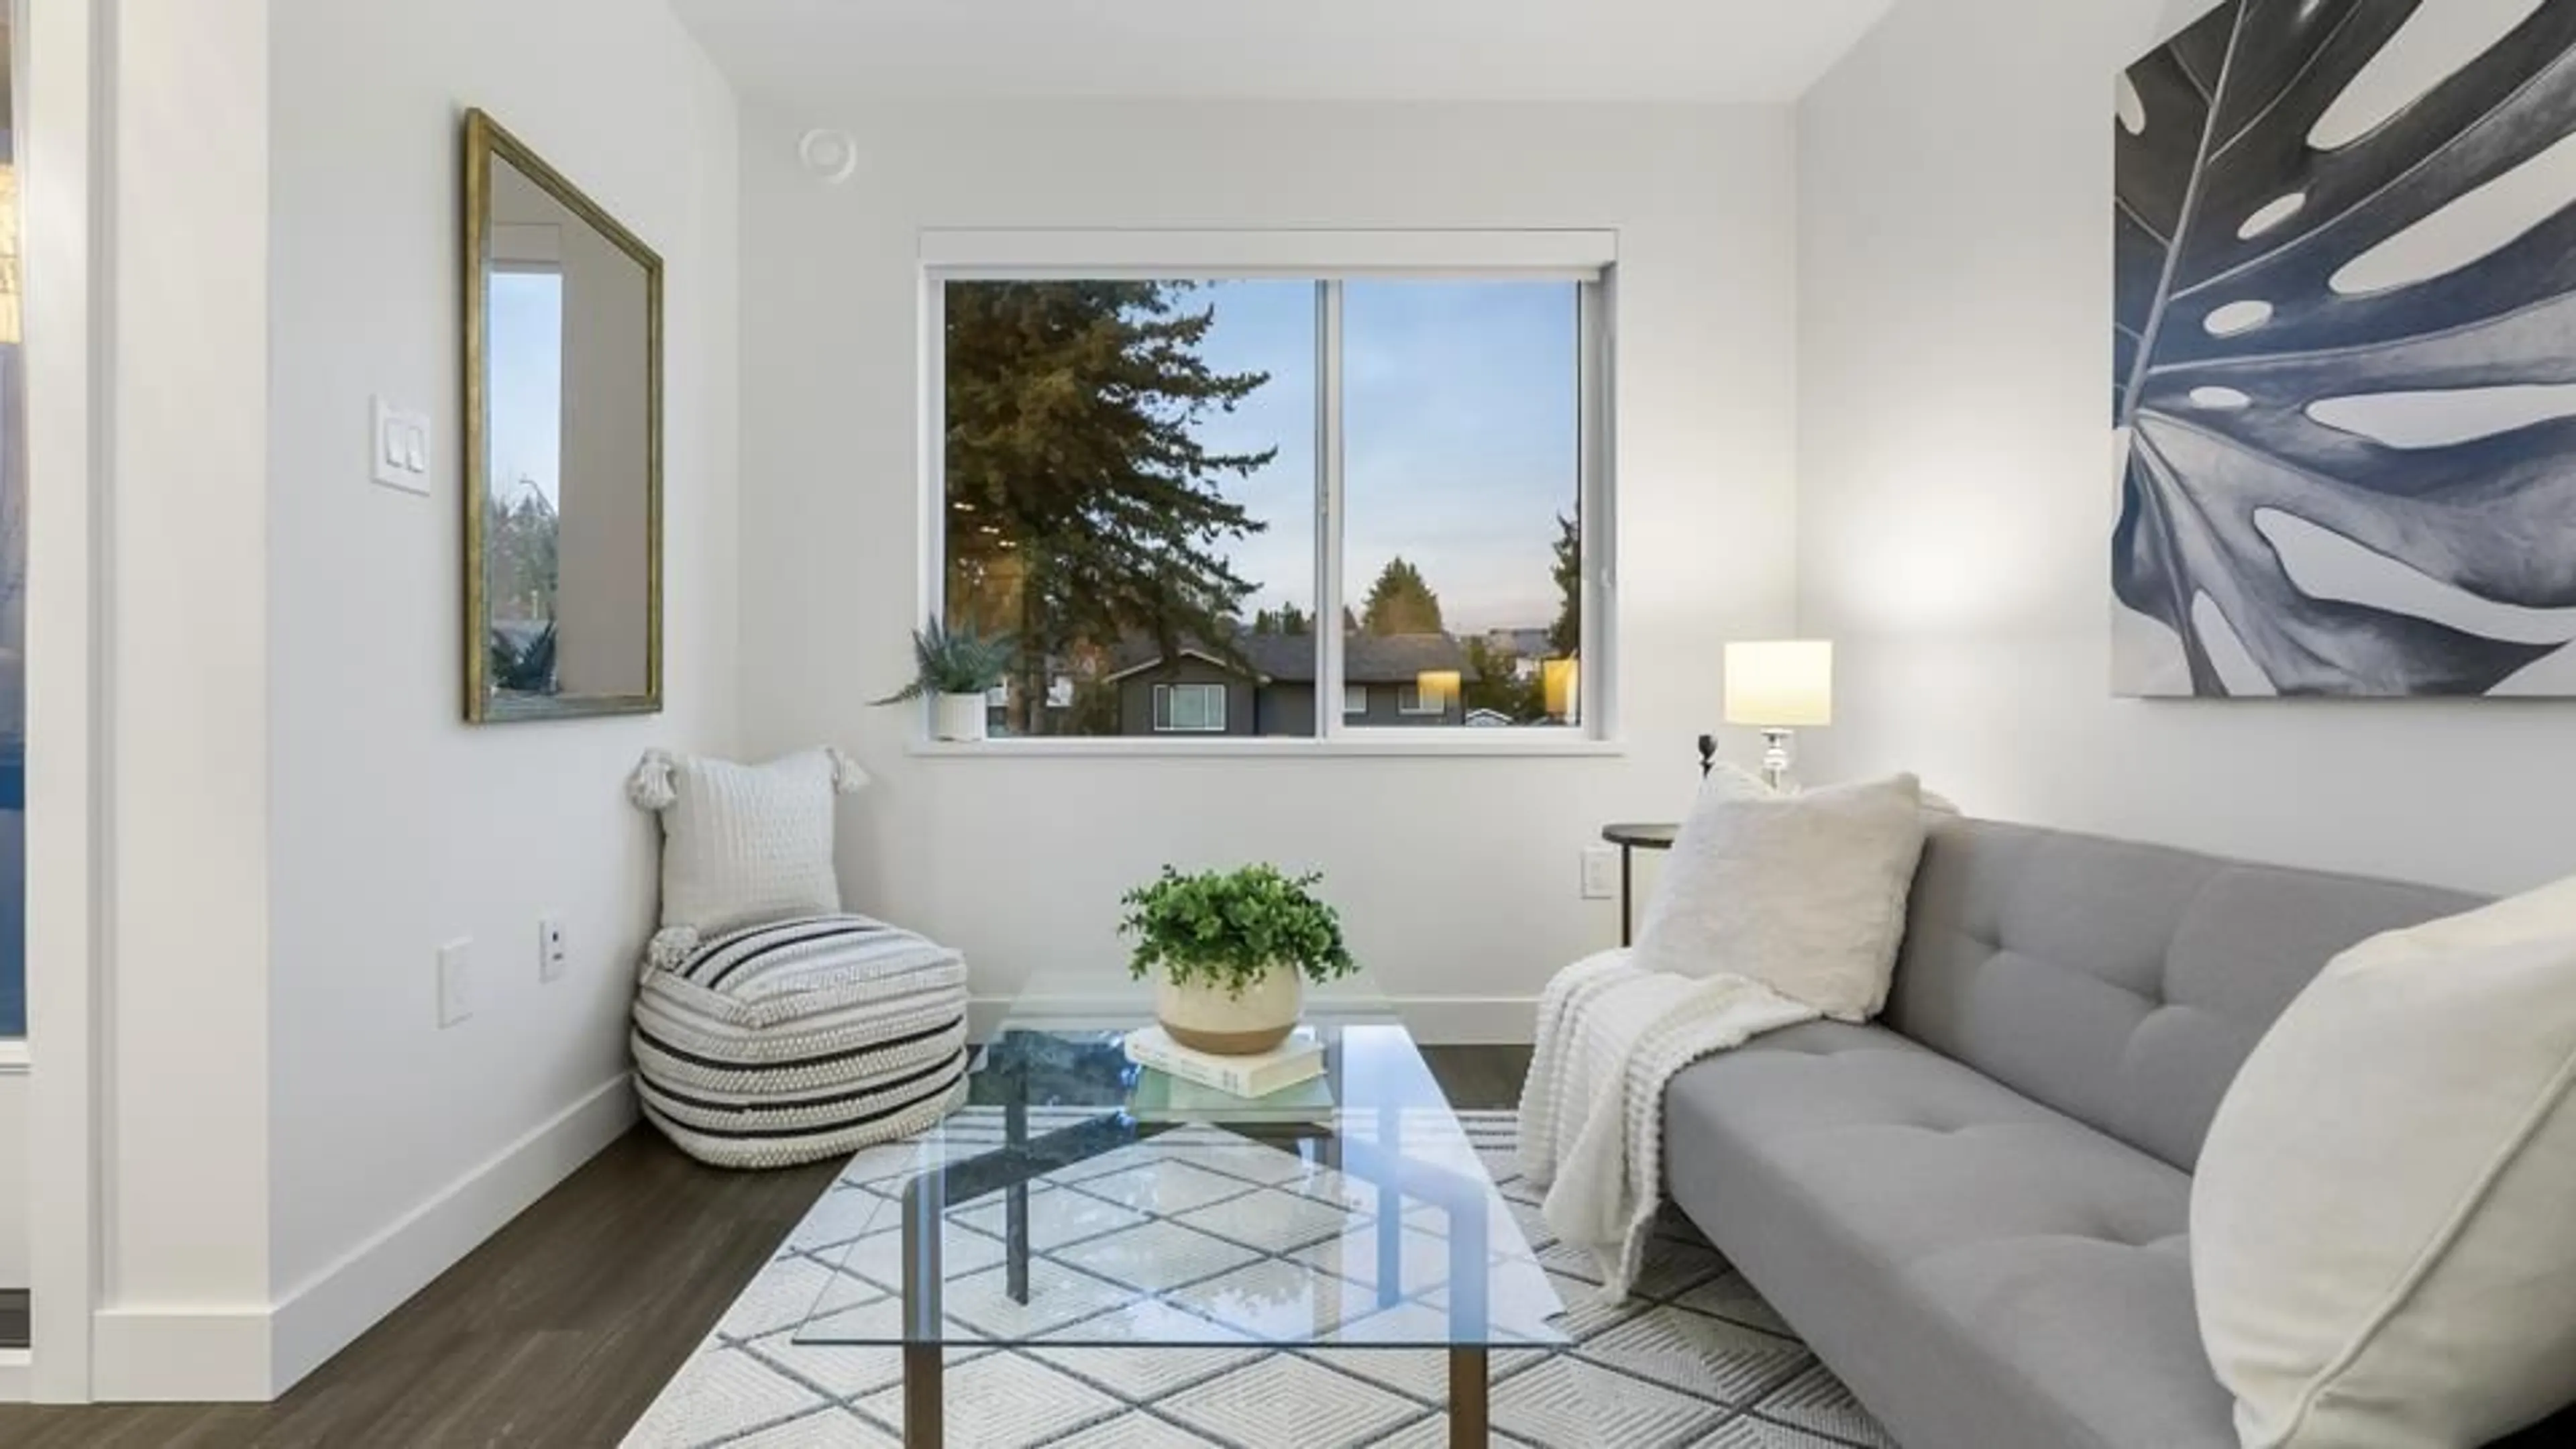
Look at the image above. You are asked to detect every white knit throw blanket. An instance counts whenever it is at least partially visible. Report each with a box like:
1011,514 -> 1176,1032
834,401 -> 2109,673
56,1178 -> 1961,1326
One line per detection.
1517,950 -> 1820,1298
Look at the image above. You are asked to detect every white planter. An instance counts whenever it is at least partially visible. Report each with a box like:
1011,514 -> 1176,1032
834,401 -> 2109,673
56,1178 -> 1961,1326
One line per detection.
1156,966 -> 1305,1056
932,691 -> 989,743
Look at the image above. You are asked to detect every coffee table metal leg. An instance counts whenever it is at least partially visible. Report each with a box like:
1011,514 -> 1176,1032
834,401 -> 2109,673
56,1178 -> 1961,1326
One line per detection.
1005,1095 -> 1030,1303
903,1345 -> 943,1448
1377,1102 -> 1403,1309
1449,1346 -> 1489,1446
901,1171 -> 947,1446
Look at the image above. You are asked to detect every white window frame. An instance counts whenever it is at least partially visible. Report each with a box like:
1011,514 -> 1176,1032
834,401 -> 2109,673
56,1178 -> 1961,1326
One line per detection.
1152,682 -> 1228,734
916,229 -> 1621,758
1342,683 -> 1368,716
1396,683 -> 1445,716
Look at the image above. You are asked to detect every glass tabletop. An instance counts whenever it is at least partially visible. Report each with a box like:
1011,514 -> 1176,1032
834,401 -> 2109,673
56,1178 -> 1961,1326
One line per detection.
792,971 -> 1567,1353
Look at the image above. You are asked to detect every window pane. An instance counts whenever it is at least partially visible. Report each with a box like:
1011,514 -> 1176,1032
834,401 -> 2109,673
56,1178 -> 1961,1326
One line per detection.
1341,280 -> 1582,731
1,17 -> 24,1038
944,279 -> 1316,738
485,268 -> 566,698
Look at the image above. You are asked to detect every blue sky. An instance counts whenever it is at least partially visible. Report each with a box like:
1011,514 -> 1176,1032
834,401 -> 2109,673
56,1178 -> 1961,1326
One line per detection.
1182,279 -> 1579,635
488,270 -> 564,510
484,272 -> 1581,636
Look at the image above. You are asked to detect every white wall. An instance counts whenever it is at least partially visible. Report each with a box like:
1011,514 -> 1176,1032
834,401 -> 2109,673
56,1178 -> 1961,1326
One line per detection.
260,0 -> 738,1391
738,101 -> 1802,1030
91,0 -> 277,1397
0,1072 -> 22,1289
1795,0 -> 2576,895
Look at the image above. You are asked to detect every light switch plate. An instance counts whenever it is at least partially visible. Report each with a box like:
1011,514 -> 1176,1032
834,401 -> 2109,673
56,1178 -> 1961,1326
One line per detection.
371,395 -> 433,496
437,938 -> 475,1027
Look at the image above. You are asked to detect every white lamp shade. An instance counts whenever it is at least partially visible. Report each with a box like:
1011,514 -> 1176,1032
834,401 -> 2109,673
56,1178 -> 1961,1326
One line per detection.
1724,641 -> 1833,729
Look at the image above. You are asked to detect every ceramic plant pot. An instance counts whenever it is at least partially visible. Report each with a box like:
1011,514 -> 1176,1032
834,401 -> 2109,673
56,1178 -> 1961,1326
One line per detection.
932,691 -> 989,743
1156,965 -> 1305,1055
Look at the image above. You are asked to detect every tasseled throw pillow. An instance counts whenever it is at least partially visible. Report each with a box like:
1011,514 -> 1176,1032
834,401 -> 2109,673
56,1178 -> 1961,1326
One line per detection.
628,747 -> 868,963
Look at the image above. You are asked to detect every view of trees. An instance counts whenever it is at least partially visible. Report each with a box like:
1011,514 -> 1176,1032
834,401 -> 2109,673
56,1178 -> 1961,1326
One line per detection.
1466,637 -> 1546,720
945,281 -> 1275,733
486,486 -> 560,623
484,484 -> 563,696
1252,604 -> 1313,637
1360,556 -> 1444,636
941,280 -> 1583,735
1550,512 -> 1581,657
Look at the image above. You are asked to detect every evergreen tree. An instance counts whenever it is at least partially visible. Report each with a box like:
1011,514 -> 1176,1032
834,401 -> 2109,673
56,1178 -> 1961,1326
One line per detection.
1361,556 -> 1445,636
1548,513 -> 1582,657
486,484 -> 560,623
945,282 -> 1276,732
1464,637 -> 1543,722
1278,602 -> 1310,637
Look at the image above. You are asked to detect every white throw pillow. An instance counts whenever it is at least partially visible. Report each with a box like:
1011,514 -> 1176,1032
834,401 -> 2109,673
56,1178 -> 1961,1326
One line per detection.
629,748 -> 869,951
2192,875 -> 2576,1449
1631,768 -> 1927,1021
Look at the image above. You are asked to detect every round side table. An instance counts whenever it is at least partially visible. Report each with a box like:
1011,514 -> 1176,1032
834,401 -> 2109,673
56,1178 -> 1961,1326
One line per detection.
1601,822 -> 1680,947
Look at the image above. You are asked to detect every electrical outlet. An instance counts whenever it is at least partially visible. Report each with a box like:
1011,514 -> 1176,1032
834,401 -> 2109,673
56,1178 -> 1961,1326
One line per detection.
1580,846 -> 1620,901
437,938 -> 475,1028
539,916 -> 568,983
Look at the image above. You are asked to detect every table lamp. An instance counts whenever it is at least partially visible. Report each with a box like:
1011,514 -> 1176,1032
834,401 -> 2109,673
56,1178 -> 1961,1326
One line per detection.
1723,640 -> 1833,792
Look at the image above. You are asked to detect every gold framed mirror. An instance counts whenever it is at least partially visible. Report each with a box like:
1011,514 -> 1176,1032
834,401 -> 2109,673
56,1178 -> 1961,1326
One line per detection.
462,109 -> 662,722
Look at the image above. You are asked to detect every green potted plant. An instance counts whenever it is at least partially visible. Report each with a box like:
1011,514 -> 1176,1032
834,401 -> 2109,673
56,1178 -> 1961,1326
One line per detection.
871,620 -> 1014,742
1118,865 -> 1358,1055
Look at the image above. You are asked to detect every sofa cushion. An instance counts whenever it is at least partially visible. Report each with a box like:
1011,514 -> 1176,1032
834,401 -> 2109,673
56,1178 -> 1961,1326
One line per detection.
1887,818 -> 2481,1171
1664,1020 -> 2235,1449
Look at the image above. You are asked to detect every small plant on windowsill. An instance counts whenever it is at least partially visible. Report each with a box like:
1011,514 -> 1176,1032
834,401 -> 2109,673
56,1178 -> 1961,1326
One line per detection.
871,620 -> 1014,743
1119,865 -> 1357,1056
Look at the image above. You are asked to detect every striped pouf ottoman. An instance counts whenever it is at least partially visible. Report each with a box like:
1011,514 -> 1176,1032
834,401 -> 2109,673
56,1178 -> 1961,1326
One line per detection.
631,914 -> 971,1169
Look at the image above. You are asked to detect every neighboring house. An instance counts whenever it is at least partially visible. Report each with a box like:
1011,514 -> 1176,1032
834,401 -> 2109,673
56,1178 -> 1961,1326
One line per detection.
1106,631 -> 1478,736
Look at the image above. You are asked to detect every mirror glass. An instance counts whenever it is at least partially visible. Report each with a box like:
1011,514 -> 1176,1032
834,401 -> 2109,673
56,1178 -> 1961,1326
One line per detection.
466,110 -> 659,720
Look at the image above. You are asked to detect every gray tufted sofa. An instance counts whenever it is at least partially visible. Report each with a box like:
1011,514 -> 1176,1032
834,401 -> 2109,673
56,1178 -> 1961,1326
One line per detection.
1663,815 -> 2573,1449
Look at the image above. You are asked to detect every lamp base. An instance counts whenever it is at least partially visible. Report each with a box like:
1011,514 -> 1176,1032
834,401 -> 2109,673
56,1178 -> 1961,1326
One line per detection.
1759,729 -> 1796,794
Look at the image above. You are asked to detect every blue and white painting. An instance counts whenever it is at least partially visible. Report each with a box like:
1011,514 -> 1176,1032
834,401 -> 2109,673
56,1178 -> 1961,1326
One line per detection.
2114,0 -> 2576,696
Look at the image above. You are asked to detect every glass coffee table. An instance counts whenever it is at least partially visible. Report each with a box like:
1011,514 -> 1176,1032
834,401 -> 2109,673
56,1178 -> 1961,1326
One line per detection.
792,970 -> 1567,1446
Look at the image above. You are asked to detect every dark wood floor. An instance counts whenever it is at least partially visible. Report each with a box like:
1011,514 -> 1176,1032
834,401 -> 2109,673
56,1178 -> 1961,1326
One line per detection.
0,1046 -> 1532,1448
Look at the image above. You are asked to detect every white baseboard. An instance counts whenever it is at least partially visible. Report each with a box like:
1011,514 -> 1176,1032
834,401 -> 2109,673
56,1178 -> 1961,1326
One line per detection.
92,1304 -> 273,1401
266,1074 -> 637,1395
89,1077 -> 637,1402
0,1347 -> 30,1401
969,996 -> 1536,1046
1387,996 -> 1540,1044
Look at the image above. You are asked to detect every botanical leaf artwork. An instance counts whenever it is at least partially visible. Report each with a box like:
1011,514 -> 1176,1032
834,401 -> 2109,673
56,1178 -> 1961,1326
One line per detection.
2114,0 -> 2576,696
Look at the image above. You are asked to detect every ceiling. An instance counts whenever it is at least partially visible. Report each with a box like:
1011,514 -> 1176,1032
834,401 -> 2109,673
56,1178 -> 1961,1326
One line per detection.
669,0 -> 1898,107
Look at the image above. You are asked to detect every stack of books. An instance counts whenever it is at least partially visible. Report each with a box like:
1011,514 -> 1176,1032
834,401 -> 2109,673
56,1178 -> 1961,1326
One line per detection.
1124,1024 -> 1334,1124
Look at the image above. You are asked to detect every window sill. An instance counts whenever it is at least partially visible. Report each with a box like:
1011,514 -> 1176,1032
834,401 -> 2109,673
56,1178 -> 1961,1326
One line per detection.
907,735 -> 1627,761
0,1040 -> 28,1072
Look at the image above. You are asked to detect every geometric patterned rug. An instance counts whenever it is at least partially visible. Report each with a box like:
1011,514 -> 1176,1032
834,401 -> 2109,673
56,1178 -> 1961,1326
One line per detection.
621,1110 -> 1898,1448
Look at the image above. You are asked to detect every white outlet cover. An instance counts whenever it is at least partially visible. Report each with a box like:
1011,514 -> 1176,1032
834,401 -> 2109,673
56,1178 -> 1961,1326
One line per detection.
437,938 -> 475,1027
539,917 -> 568,983
1579,845 -> 1621,900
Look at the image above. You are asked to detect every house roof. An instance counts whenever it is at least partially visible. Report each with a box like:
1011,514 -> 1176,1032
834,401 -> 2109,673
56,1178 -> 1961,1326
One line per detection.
1105,631 -> 1476,685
